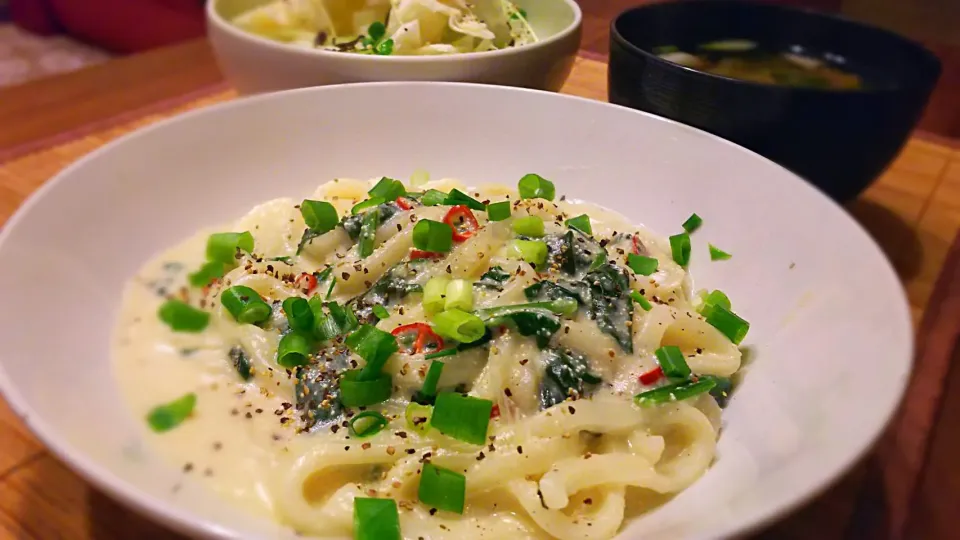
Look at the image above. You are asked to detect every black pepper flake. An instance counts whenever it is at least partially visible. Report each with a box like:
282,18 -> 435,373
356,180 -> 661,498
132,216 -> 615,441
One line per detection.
504,388 -> 512,397
345,446 -> 350,451
183,463 -> 194,473
429,508 -> 438,516
476,451 -> 486,461
517,445 -> 523,454
488,443 -> 495,452
331,425 -> 340,433
341,272 -> 350,280
255,408 -> 263,414
213,442 -> 223,451
397,431 -> 408,438
406,448 -> 416,455
280,417 -> 291,424
445,265 -> 452,274
230,408 -> 239,416
245,412 -> 253,419
361,442 -> 371,450
584,497 -> 593,505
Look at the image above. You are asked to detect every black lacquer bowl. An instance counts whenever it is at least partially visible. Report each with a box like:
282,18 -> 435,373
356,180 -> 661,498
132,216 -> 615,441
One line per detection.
609,0 -> 941,202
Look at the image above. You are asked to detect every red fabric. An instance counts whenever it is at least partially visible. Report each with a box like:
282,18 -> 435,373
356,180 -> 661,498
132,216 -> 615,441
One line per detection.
9,0 -> 62,35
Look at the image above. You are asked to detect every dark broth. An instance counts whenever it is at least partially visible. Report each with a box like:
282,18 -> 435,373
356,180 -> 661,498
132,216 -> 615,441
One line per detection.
654,40 -> 863,90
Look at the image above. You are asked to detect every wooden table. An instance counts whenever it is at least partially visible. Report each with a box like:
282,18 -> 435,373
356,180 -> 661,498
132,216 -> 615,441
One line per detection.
2,38 -> 960,540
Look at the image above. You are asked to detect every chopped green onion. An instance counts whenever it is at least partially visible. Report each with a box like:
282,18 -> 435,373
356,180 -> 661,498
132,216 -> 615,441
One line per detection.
158,299 -> 210,332
367,21 -> 386,41
423,277 -> 450,314
348,411 -> 389,438
432,309 -> 486,343
565,214 -> 592,235
410,169 -> 430,187
187,260 -> 229,287
300,200 -> 339,233
709,244 -> 732,261
146,393 -> 197,432
277,332 -> 311,367
654,345 -> 691,379
351,197 -> 385,215
206,231 -> 254,265
635,378 -> 716,407
325,276 -> 337,299
368,177 -> 406,201
372,305 -> 390,319
699,289 -> 731,313
669,232 -> 691,267
421,189 -> 448,207
445,189 -> 486,211
704,304 -> 750,344
313,301 -> 359,341
425,348 -> 458,360
353,497 -> 401,540
486,201 -> 511,221
512,215 -> 545,237
220,285 -> 272,325
627,254 -> 659,275
421,361 -> 445,398
282,296 -> 314,333
413,219 -> 453,253
629,290 -> 653,311
682,213 -> 703,233
444,279 -> 474,311
430,392 -> 493,445
374,38 -> 394,55
418,462 -> 466,514
505,239 -> 548,269
405,402 -> 433,434
347,325 -> 399,380
358,207 -> 380,258
269,256 -> 293,264
518,173 -> 556,201
340,369 -> 393,407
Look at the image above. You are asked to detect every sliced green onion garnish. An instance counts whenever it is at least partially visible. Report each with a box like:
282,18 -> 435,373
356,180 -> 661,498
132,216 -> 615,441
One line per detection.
669,232 -> 691,267
629,290 -> 653,311
709,244 -> 732,261
518,173 -> 556,201
347,325 -> 399,380
405,402 -> 433,434
372,305 -> 390,319
421,189 -> 448,207
565,214 -> 592,235
444,279 -> 474,311
300,200 -> 339,233
368,177 -> 406,201
432,309 -> 486,343
146,392 -> 197,433
206,231 -> 254,265
348,411 -> 389,438
635,378 -> 716,407
187,260 -> 229,287
413,219 -> 453,253
682,213 -> 703,233
158,299 -> 210,332
512,215 -> 545,237
220,285 -> 272,324
282,296 -> 314,333
325,276 -> 337,299
351,197 -> 385,215
704,304 -> 750,344
430,392 -> 493,445
314,301 -> 359,341
353,497 -> 401,540
654,345 -> 691,379
699,289 -> 731,313
627,254 -> 658,275
418,462 -> 466,514
410,169 -> 430,187
421,361 -> 445,398
423,277 -> 450,314
358,207 -> 379,258
277,331 -> 312,367
505,239 -> 547,269
340,369 -> 393,407
425,348 -> 458,360
446,189 -> 486,211
486,201 -> 511,221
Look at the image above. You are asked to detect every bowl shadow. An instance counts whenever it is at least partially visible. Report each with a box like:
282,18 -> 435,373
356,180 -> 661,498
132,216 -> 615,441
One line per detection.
846,199 -> 923,282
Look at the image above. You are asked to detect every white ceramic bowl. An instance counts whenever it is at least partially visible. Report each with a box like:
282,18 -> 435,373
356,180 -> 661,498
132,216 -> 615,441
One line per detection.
0,83 -> 911,539
207,0 -> 582,95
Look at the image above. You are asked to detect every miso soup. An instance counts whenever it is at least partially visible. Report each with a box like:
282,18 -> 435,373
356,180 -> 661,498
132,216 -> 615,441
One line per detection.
654,40 -> 863,90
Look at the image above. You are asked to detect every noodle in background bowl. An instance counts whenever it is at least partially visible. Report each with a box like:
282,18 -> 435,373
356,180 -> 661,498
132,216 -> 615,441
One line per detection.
0,83 -> 911,539
206,0 -> 582,95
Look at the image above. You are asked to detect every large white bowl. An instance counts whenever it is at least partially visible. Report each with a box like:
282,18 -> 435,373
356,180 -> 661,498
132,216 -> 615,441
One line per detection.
207,0 -> 582,95
0,83 -> 911,539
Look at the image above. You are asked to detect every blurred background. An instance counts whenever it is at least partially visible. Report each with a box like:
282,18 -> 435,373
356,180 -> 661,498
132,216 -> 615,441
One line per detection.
0,0 -> 957,140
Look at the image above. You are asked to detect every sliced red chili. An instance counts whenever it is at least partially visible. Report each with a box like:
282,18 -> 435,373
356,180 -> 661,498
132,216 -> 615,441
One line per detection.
295,272 -> 318,294
391,323 -> 444,355
632,235 -> 642,255
410,249 -> 444,260
396,197 -> 414,211
442,205 -> 479,242
490,404 -> 501,419
639,366 -> 664,385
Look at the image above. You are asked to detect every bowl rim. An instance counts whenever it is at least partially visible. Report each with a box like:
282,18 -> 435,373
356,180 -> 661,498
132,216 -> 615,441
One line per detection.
610,0 -> 941,96
0,81 -> 913,540
207,0 -> 582,63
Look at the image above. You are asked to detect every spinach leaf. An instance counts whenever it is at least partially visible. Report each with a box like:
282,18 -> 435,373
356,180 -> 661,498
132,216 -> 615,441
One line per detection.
524,280 -> 586,304
350,260 -> 427,323
583,263 -> 634,353
539,347 -> 602,409
482,306 -> 560,348
545,230 -> 606,279
475,266 -> 511,291
294,347 -> 351,431
229,346 -> 252,381
340,201 -> 401,241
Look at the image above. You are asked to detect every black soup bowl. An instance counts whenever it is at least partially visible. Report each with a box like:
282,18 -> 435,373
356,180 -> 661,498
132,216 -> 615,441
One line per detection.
609,0 -> 941,203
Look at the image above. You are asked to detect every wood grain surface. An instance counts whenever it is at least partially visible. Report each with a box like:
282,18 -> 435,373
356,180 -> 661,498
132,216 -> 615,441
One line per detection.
1,41 -> 960,540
